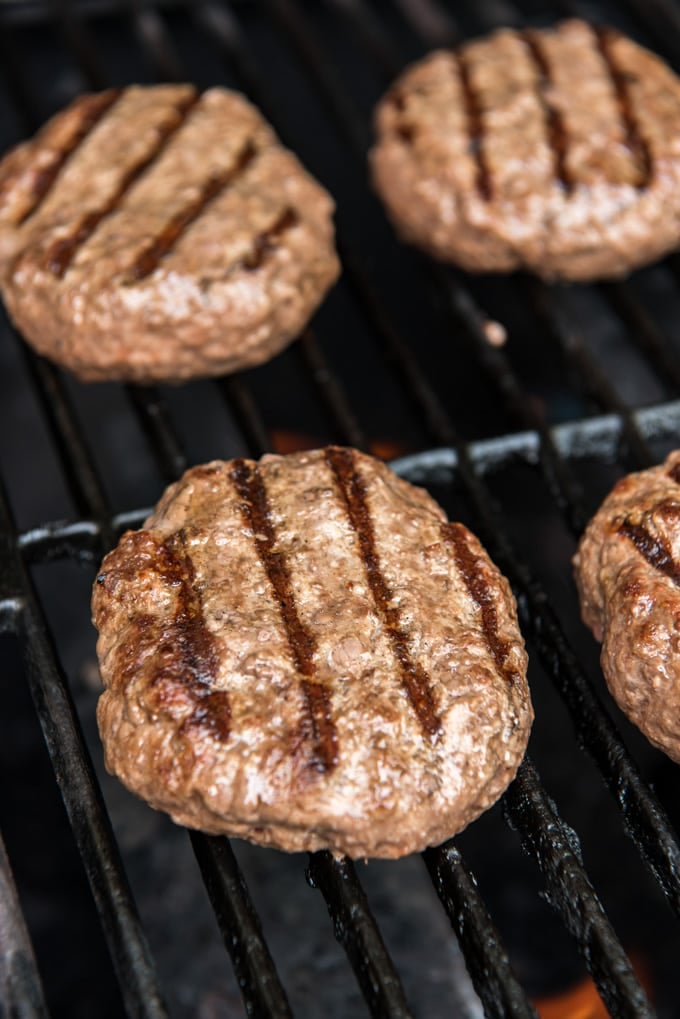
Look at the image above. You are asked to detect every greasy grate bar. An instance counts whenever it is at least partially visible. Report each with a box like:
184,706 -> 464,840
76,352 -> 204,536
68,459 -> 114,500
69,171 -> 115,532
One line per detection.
0,2 -> 679,1017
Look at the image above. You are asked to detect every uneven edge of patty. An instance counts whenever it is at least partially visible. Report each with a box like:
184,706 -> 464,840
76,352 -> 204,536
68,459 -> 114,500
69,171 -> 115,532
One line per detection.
574,450 -> 680,763
92,448 -> 532,858
370,21 -> 680,282
0,85 -> 340,383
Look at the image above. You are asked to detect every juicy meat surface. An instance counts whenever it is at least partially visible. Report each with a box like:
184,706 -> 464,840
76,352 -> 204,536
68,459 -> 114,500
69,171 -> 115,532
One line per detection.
92,447 -> 533,858
371,19 -> 680,281
0,85 -> 339,382
574,450 -> 680,763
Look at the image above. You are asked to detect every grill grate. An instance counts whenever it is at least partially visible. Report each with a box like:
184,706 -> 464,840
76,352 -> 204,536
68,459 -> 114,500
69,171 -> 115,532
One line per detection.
2,2 -> 680,1017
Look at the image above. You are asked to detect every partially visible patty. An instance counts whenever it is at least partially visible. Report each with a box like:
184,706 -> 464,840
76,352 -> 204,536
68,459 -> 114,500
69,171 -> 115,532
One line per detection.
0,85 -> 339,382
574,451 -> 680,763
92,447 -> 533,858
371,20 -> 680,281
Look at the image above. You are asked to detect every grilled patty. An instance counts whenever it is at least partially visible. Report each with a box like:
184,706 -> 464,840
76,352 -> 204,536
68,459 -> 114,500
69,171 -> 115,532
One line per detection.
371,19 -> 680,281
92,447 -> 533,858
574,451 -> 680,763
0,85 -> 339,382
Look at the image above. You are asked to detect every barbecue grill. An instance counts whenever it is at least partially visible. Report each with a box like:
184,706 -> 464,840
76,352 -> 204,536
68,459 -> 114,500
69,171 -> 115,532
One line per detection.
3,1 -> 680,1016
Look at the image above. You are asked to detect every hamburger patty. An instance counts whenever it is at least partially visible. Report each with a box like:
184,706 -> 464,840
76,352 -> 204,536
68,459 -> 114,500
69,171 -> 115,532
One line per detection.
0,85 -> 339,382
371,19 -> 680,281
92,448 -> 533,858
574,451 -> 680,763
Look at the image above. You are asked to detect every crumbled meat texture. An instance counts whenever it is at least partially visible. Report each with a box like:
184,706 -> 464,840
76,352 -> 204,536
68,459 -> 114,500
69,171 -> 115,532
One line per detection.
0,85 -> 339,382
92,447 -> 533,858
574,450 -> 680,762
371,19 -> 680,281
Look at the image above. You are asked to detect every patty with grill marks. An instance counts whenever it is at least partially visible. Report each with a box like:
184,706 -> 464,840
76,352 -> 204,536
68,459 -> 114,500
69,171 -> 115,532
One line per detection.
0,85 -> 339,382
574,451 -> 680,763
371,20 -> 680,281
92,447 -> 533,858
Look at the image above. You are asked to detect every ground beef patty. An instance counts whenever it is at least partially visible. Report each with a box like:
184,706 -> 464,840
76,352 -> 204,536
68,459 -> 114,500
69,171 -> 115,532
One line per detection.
0,85 -> 339,382
574,451 -> 680,763
92,447 -> 533,858
371,19 -> 680,281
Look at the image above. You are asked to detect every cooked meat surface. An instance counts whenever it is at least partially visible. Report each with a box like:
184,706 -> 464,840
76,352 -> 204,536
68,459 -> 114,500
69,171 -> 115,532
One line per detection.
92,447 -> 533,858
371,19 -> 680,281
0,85 -> 339,382
574,450 -> 680,762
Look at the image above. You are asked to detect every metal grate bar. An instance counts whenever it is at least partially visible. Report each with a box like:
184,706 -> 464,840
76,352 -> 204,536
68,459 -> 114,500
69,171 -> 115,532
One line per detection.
423,842 -> 537,1019
0,483 -> 169,1019
306,852 -> 414,1019
17,346 -> 118,554
440,270 -> 591,534
504,759 -> 654,1017
524,282 -> 657,469
128,0 -> 184,81
190,834 -> 294,1019
125,385 -> 189,484
0,828 -> 49,1019
296,329 -> 367,449
50,0 -> 109,91
599,280 -> 680,393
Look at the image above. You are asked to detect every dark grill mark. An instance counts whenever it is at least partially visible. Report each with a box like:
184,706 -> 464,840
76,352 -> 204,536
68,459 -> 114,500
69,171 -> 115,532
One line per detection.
46,89 -> 200,277
594,26 -> 652,189
521,31 -> 573,193
16,89 -> 123,225
103,530 -> 229,742
619,510 -> 680,587
242,207 -> 299,271
444,522 -> 521,687
124,140 -> 257,283
668,462 -> 680,486
229,459 -> 338,773
455,49 -> 492,201
324,446 -> 442,738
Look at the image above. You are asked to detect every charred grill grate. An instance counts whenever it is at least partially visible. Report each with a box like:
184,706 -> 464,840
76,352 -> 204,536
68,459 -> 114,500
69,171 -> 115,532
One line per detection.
2,1 -> 680,1017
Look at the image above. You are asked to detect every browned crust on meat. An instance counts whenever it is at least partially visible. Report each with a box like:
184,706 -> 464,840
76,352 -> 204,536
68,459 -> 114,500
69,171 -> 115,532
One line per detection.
574,450 -> 680,762
92,448 -> 532,858
0,85 -> 339,383
370,20 -> 680,281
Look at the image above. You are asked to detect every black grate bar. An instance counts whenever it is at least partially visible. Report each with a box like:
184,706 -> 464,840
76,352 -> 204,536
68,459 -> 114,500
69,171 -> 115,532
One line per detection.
306,852 -> 414,1019
125,385 -> 189,484
18,345 -> 117,548
0,484 -> 169,1018
441,270 -> 590,534
0,828 -> 49,1019
600,280 -> 680,394
49,0 -> 109,91
337,242 -> 460,447
190,834 -> 294,1019
504,758 -> 654,1017
525,282 -> 657,469
264,0 -> 372,154
216,376 -> 273,460
423,842 -> 537,1019
296,329 -> 367,449
127,0 -> 184,81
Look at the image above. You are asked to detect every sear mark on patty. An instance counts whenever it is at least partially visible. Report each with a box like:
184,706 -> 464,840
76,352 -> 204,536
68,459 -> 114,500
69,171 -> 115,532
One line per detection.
45,89 -> 201,278
444,521 -> 522,687
229,457 -> 339,773
324,445 -> 442,739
